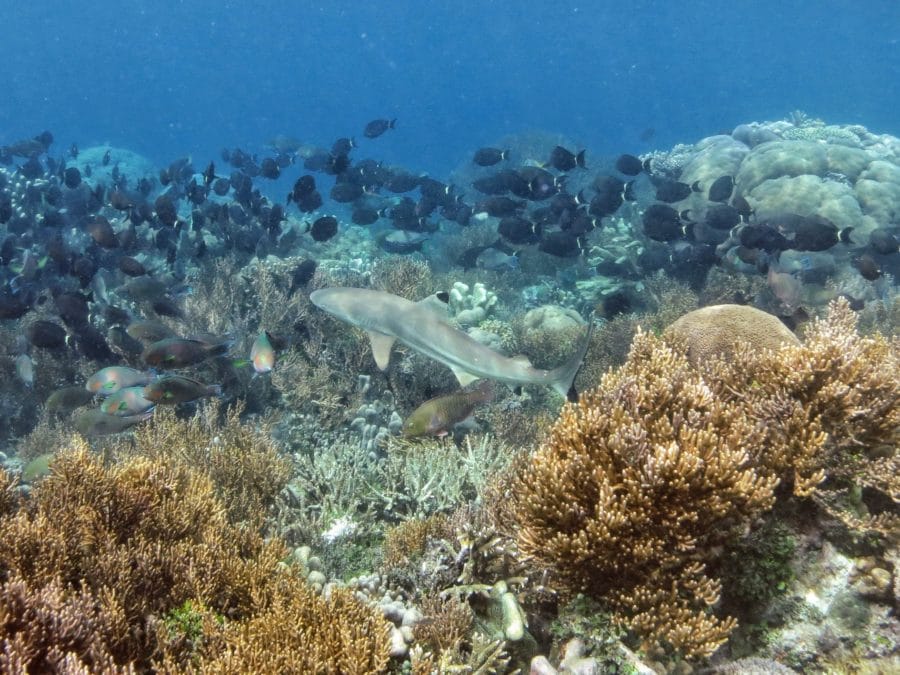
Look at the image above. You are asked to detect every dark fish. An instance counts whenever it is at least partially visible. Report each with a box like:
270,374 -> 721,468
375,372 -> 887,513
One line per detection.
289,259 -> 318,293
74,408 -> 152,436
654,180 -> 693,203
308,216 -> 339,242
539,231 -> 583,257
739,224 -> 790,252
86,216 -> 119,248
589,176 -> 626,217
708,175 -> 734,202
331,137 -> 356,156
548,146 -> 586,171
789,215 -> 838,251
27,320 -> 68,349
46,386 -> 94,415
615,154 -> 644,176
472,174 -> 509,195
151,296 -> 183,318
108,325 -> 145,355
475,196 -> 524,217
385,172 -> 420,193
54,291 -> 91,327
853,254 -> 881,280
143,375 -> 222,404
330,182 -> 364,203
203,161 -> 216,185
142,337 -> 230,369
124,276 -> 168,301
259,157 -> 280,179
351,206 -> 380,225
704,204 -> 740,230
642,204 -> 683,241
403,381 -> 494,437
363,118 -> 396,138
498,216 -> 540,244
108,190 -> 133,211
0,292 -> 31,319
212,177 -> 231,196
70,323 -> 114,361
377,230 -> 428,254
154,195 -> 178,227
63,166 -> 82,189
473,148 -> 508,166
125,320 -> 176,343
118,256 -> 147,277
869,228 -> 899,255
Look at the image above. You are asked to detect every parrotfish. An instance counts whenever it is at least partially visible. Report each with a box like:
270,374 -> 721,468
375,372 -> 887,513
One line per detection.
404,381 -> 494,437
250,331 -> 275,374
100,386 -> 156,417
74,408 -> 153,436
46,385 -> 95,414
142,337 -> 231,369
143,376 -> 222,405
85,366 -> 153,396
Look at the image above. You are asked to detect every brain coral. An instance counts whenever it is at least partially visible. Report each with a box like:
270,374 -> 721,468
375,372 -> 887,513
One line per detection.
665,304 -> 799,365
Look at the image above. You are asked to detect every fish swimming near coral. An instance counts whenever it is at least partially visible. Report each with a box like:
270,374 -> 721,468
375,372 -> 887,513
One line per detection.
403,381 -> 494,437
310,287 -> 593,400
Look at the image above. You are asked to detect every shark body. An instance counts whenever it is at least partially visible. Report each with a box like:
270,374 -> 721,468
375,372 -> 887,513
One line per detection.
309,287 -> 593,399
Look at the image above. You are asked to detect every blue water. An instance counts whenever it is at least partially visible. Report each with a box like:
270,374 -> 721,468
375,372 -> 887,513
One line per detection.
2,1 -> 899,175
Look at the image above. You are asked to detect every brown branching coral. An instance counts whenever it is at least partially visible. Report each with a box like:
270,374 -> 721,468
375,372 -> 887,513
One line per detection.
510,331 -> 778,658
0,437 -> 391,672
127,401 -> 291,527
510,298 -> 900,660
193,580 -> 391,674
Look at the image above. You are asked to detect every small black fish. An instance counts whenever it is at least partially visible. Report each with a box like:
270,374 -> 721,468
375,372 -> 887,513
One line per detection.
708,175 -> 734,202
308,216 -> 339,242
203,162 -> 216,186
27,320 -> 68,349
473,148 -> 508,166
853,254 -> 881,281
548,146 -> 586,171
642,204 -> 683,241
615,154 -> 643,176
654,179 -> 693,203
259,157 -> 280,179
351,206 -> 380,225
498,215 -> 540,244
363,118 -> 396,139
63,166 -> 82,189
539,231 -> 583,257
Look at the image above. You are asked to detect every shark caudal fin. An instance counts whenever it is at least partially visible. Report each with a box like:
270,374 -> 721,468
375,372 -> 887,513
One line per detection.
549,314 -> 594,402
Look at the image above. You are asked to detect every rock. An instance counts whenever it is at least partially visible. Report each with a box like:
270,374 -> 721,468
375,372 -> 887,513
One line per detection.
529,655 -> 557,675
389,626 -> 408,657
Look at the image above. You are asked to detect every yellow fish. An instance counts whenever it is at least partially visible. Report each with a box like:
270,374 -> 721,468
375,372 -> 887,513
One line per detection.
250,331 -> 275,374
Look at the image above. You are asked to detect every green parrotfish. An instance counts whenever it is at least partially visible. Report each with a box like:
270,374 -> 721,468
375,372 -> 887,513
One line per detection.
403,381 -> 494,437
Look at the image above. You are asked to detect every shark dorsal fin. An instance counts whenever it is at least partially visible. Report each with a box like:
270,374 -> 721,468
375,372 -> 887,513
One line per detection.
450,366 -> 481,387
367,331 -> 397,370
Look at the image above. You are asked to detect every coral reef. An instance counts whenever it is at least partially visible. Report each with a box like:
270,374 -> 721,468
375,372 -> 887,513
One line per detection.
666,303 -> 800,365
509,299 -> 899,660
0,413 -> 391,672
448,281 -> 498,325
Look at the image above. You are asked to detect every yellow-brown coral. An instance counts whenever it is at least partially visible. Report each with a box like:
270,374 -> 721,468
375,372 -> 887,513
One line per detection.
510,298 -> 900,659
511,331 -> 778,657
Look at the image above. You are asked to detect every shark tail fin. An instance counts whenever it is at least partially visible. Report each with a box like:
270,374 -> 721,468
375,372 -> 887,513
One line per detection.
549,314 -> 594,402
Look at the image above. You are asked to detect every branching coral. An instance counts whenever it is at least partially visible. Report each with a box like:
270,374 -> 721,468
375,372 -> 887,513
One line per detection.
0,435 -> 391,672
511,331 -> 777,658
510,298 -> 899,660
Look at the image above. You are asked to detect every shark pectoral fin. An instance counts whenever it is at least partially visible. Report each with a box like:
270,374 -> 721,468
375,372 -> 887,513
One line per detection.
367,331 -> 396,370
450,366 -> 481,387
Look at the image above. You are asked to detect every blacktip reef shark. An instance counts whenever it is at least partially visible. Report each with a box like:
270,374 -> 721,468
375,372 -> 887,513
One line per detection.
310,287 -> 593,400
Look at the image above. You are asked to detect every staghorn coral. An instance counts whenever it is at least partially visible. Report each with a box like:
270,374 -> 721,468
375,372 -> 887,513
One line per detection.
191,580 -> 391,674
370,256 -> 434,300
382,514 -> 452,571
0,574 -> 131,674
510,331 -> 779,658
126,401 -> 291,527
0,430 -> 392,672
511,298 -> 899,660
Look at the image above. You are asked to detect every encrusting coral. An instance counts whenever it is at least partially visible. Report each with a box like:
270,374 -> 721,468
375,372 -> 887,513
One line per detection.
509,298 -> 899,660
